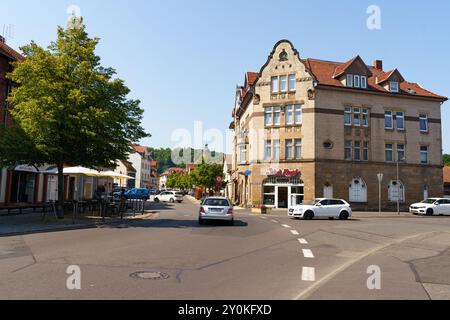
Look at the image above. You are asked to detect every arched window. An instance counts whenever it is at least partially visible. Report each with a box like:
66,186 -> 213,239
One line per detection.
324,183 -> 333,198
423,185 -> 429,201
349,178 -> 367,203
388,180 -> 405,202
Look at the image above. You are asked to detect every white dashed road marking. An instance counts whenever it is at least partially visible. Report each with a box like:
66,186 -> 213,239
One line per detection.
290,230 -> 300,236
302,249 -> 315,258
281,224 -> 291,229
271,220 -> 279,223
302,267 -> 316,282
298,239 -> 308,244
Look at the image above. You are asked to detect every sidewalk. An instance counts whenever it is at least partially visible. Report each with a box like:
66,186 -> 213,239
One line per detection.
0,210 -> 157,237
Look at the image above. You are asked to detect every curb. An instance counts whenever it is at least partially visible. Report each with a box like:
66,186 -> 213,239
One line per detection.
0,213 -> 157,238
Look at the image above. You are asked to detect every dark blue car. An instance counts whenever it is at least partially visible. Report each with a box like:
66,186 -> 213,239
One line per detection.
124,188 -> 150,200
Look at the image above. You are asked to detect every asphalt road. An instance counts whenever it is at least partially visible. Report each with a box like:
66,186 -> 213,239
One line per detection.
1,198 -> 450,300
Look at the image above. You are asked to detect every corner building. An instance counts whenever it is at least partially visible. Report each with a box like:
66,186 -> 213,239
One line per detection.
230,40 -> 447,211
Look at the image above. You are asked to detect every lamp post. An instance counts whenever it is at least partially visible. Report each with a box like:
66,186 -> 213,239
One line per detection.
377,173 -> 383,215
396,154 -> 405,215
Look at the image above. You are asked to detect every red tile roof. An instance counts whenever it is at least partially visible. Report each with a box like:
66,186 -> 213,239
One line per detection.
444,167 -> 450,183
121,160 -> 136,172
132,145 -> 147,154
151,160 -> 157,168
332,56 -> 359,78
0,41 -> 24,62
303,58 -> 447,101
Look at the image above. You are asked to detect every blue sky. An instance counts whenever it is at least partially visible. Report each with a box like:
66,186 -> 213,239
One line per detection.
2,0 -> 449,153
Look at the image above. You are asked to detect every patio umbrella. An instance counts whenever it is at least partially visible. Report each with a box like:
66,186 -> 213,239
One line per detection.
62,167 -> 103,177
98,171 -> 135,180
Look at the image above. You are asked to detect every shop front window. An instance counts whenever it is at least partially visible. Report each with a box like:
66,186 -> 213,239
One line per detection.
263,186 -> 275,206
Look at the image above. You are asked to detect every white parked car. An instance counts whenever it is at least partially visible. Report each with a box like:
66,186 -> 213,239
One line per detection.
288,198 -> 352,220
409,198 -> 450,216
199,197 -> 234,225
154,191 -> 184,203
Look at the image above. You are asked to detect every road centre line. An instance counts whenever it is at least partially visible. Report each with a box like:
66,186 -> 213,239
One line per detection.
302,249 -> 315,258
291,230 -> 300,236
302,267 -> 316,282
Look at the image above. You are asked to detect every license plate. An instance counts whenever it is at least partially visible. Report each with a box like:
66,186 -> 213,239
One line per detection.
210,208 -> 223,213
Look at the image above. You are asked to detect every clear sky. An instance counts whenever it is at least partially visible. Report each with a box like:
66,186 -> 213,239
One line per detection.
2,0 -> 449,154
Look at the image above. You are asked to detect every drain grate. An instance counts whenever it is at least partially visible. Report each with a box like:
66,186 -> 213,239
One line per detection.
130,271 -> 170,280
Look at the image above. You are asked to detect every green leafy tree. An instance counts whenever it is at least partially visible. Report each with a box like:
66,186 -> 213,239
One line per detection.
191,163 -> 225,195
0,18 -> 148,217
166,172 -> 192,190
444,154 -> 450,166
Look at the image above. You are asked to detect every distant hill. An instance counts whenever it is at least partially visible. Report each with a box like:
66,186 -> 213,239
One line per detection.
148,147 -> 224,174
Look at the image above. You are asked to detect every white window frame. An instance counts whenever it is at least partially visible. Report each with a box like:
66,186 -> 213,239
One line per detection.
362,108 -> 369,127
239,145 -> 247,164
389,81 -> 399,93
346,74 -> 353,87
385,110 -> 393,129
344,107 -> 352,126
419,114 -> 429,133
285,139 -> 294,160
385,143 -> 394,162
397,144 -> 405,162
285,105 -> 293,125
363,141 -> 369,161
396,111 -> 405,130
273,140 -> 280,161
354,75 -> 361,88
354,141 -> 361,161
344,140 -> 352,161
388,180 -> 405,203
420,146 -> 429,165
279,75 -> 287,93
294,139 -> 302,160
264,140 -> 272,160
271,76 -> 279,94
265,107 -> 273,127
353,108 -> 361,127
349,178 -> 367,203
361,76 -> 367,89
288,74 -> 296,92
273,106 -> 281,126
294,104 -> 302,125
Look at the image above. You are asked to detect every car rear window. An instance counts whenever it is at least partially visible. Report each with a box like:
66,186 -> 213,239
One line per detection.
203,199 -> 230,207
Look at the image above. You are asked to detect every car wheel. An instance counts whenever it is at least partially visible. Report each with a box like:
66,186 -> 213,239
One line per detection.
426,208 -> 434,216
154,198 -> 160,203
304,211 -> 314,220
177,201 -> 182,203
228,219 -> 234,226
199,218 -> 204,225
339,211 -> 350,220
170,198 -> 175,203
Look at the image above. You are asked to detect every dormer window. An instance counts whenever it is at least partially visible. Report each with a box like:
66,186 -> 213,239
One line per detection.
346,74 -> 353,87
361,76 -> 367,89
354,75 -> 361,88
389,81 -> 399,93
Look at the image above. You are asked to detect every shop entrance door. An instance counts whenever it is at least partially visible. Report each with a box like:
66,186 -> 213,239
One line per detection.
278,187 -> 288,208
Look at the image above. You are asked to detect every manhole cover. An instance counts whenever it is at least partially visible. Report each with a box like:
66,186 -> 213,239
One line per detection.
130,271 -> 170,280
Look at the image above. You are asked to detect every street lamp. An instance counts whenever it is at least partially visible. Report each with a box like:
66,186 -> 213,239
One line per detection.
377,173 -> 383,215
396,154 -> 405,215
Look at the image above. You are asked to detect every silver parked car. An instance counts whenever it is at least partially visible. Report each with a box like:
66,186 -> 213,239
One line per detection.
199,197 -> 234,225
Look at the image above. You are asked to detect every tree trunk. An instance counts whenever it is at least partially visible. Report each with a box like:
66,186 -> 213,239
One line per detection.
57,162 -> 65,219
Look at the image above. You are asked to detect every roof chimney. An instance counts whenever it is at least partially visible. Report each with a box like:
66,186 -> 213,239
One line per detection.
374,60 -> 383,71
